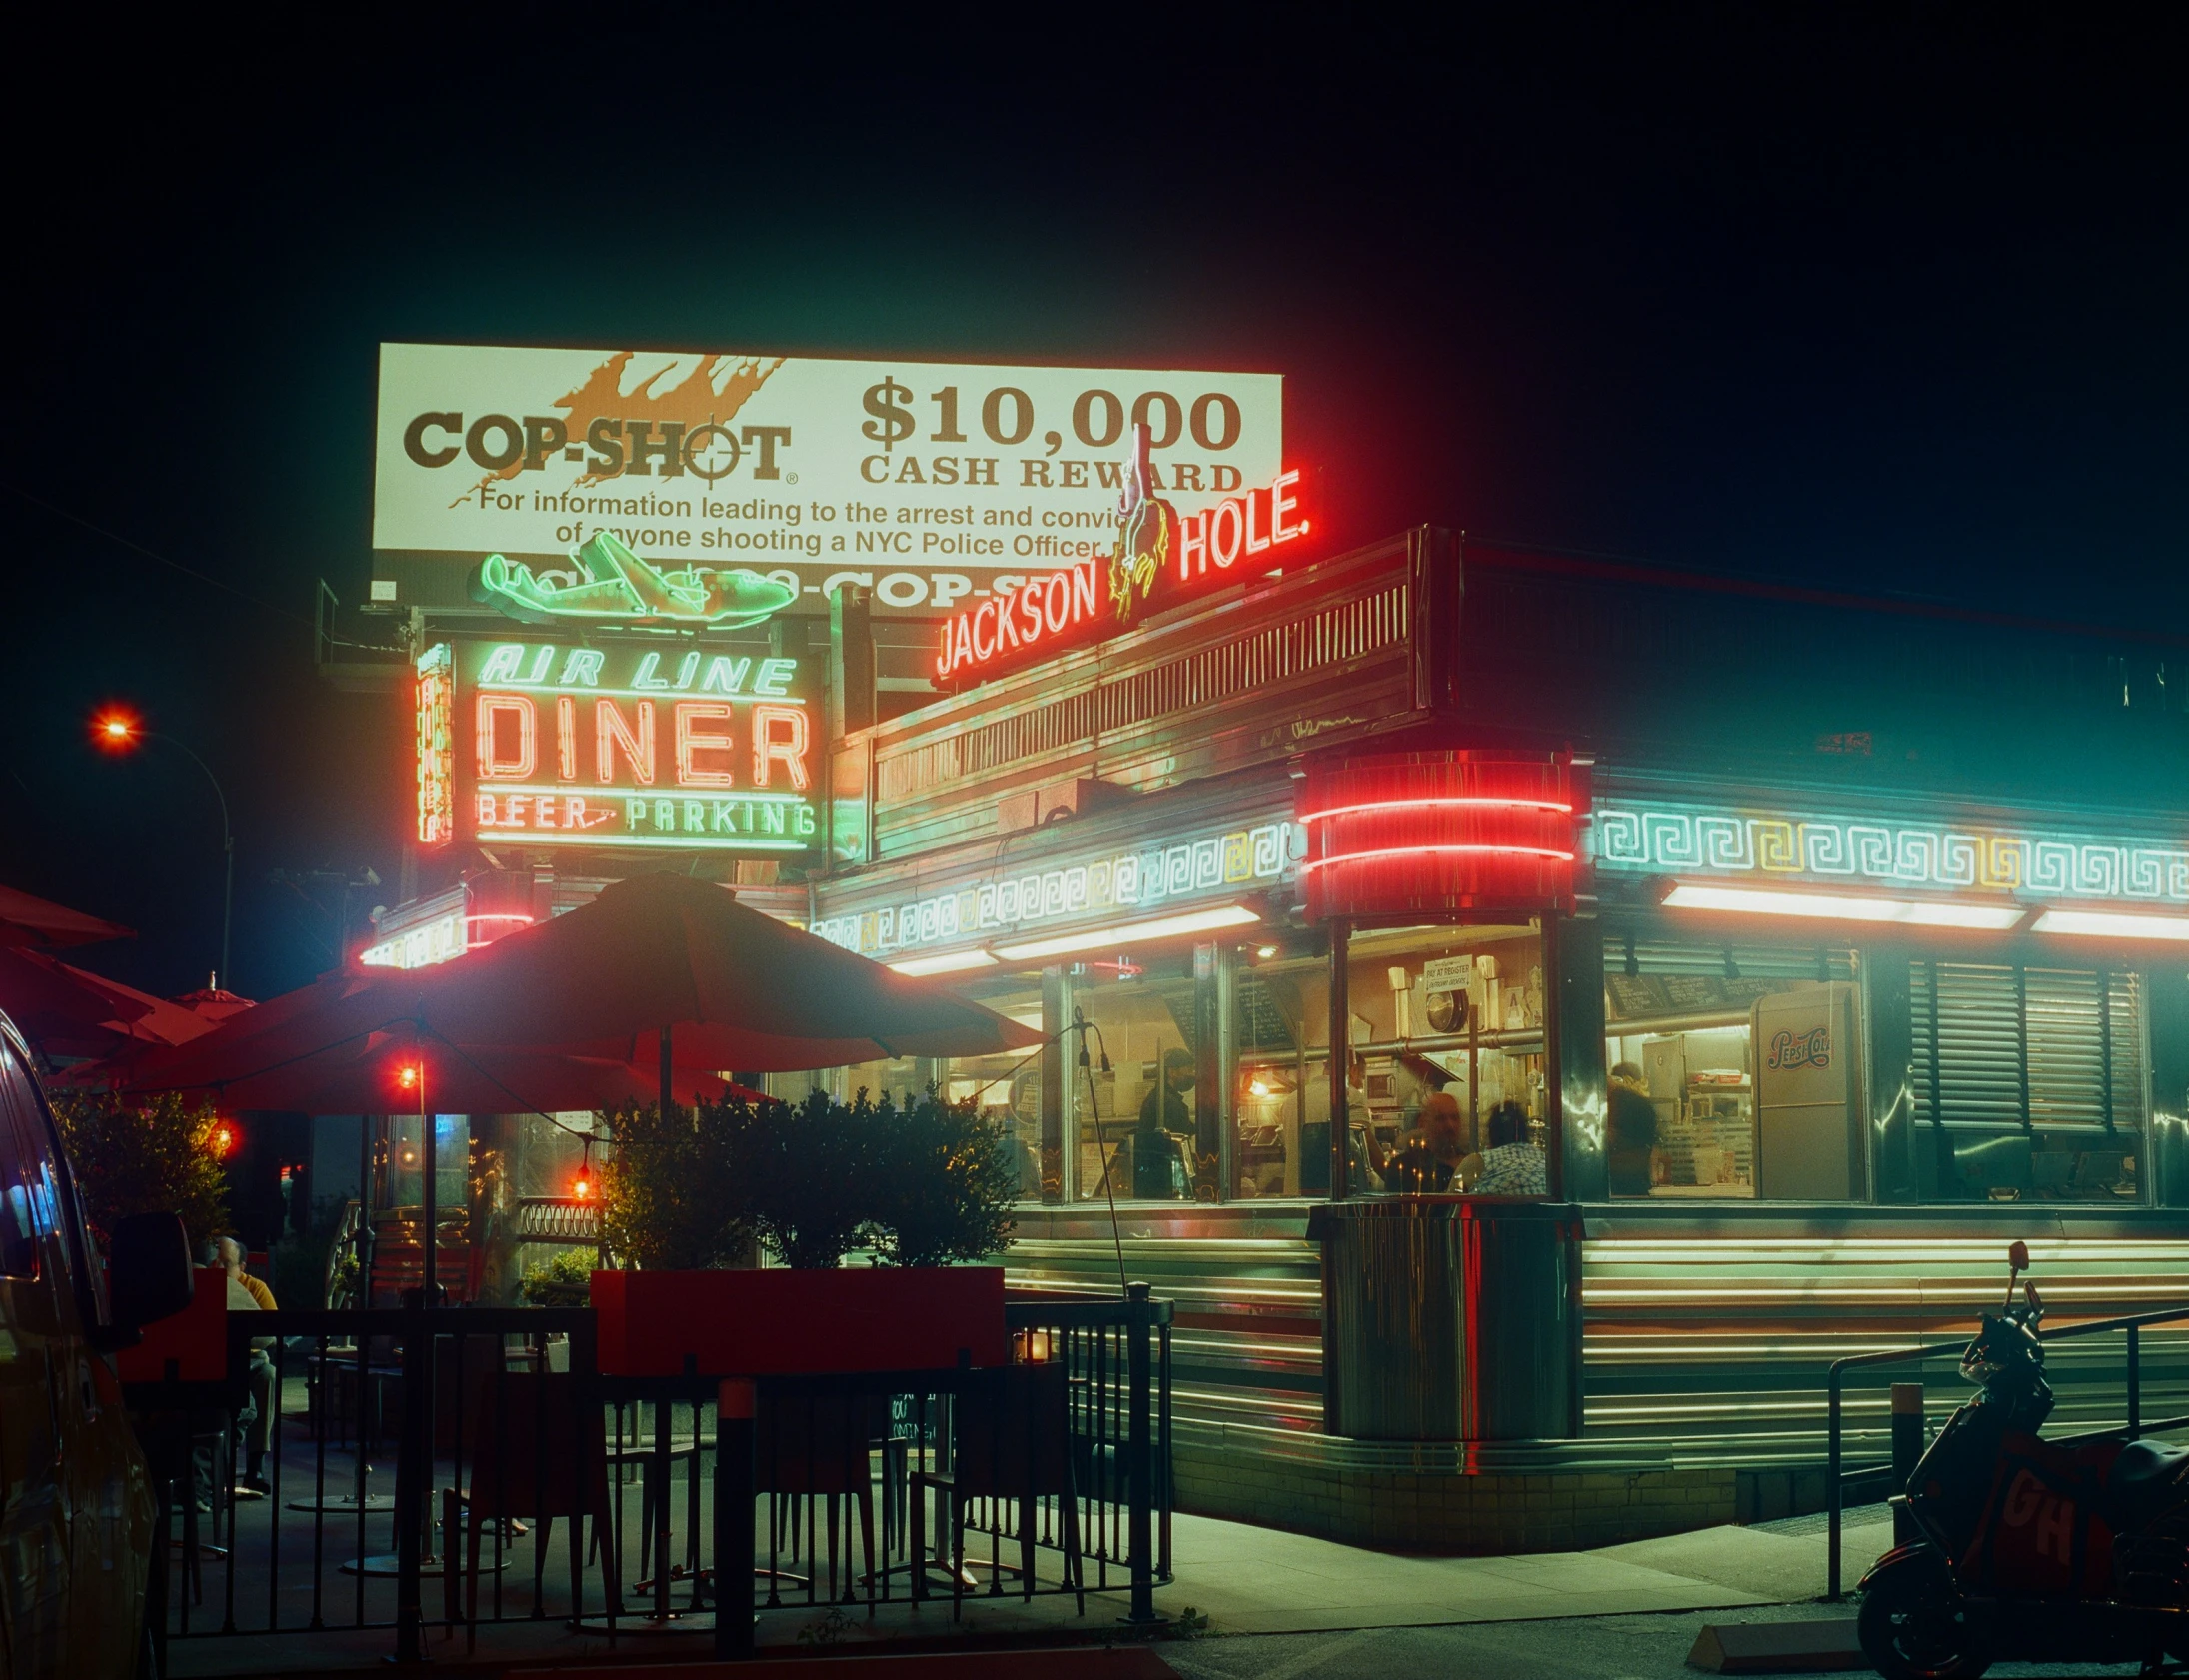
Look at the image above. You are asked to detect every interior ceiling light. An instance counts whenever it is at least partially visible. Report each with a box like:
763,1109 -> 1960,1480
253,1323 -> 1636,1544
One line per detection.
2030,908 -> 2189,942
1661,882 -> 2025,930
886,948 -> 1002,977
994,903 -> 1260,962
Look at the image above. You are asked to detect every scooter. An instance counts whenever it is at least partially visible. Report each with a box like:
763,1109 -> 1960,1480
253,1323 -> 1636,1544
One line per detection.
1857,1240 -> 2189,1679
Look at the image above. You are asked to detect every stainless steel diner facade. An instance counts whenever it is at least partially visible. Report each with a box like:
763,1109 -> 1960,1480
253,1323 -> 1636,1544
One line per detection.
799,527 -> 2189,1551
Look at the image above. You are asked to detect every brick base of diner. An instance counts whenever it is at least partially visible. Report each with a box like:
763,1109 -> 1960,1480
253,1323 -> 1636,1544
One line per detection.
1172,1438 -> 1741,1553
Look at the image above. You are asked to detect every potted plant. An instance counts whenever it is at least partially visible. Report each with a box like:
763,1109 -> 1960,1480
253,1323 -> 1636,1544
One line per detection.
590,1090 -> 1012,1377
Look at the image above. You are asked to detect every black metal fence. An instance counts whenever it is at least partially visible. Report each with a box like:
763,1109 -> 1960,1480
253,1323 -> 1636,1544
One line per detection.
123,1285 -> 1172,1664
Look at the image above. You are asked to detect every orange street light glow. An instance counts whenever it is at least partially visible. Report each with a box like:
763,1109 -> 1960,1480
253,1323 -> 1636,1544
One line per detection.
93,710 -> 142,751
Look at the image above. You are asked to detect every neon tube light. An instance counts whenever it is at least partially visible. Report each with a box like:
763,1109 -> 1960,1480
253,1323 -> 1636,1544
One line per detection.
994,903 -> 1260,961
886,949 -> 1002,977
1298,796 -> 1575,823
1661,882 -> 2025,929
1301,843 -> 1574,873
2030,908 -> 2189,942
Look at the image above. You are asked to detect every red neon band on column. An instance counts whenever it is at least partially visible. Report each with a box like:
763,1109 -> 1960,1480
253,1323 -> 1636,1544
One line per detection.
1300,843 -> 1575,873
1299,796 -> 1577,822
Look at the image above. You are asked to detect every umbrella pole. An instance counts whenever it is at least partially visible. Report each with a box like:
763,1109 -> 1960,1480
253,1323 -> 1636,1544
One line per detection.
419,1070 -> 435,1303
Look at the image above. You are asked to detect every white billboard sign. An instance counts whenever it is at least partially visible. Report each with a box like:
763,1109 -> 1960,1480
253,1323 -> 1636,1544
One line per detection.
373,344 -> 1281,619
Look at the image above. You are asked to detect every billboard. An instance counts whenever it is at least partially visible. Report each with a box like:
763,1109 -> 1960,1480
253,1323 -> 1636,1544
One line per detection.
431,636 -> 824,857
374,344 -> 1283,619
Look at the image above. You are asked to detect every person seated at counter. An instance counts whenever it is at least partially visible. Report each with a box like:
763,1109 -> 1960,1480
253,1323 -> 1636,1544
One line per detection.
1606,1061 -> 1659,1197
1133,1048 -> 1198,1199
1462,1100 -> 1547,1195
1360,1089 -> 1468,1193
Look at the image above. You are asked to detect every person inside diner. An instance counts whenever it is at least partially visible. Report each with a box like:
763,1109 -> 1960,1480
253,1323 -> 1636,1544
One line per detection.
1132,1047 -> 1197,1199
1606,1061 -> 1659,1196
1361,1089 -> 1468,1193
1463,1100 -> 1548,1195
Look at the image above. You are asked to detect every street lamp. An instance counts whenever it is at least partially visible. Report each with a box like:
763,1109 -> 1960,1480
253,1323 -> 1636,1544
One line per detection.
93,708 -> 236,990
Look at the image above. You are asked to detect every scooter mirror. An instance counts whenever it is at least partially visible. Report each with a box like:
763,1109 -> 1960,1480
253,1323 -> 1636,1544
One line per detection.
2008,1239 -> 2029,1273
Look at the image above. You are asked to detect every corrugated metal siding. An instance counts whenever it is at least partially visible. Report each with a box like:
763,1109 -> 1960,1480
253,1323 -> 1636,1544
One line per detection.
1580,1221 -> 2189,1469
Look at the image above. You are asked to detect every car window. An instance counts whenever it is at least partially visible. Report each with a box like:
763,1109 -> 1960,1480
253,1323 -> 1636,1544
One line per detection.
0,1039 -> 47,1278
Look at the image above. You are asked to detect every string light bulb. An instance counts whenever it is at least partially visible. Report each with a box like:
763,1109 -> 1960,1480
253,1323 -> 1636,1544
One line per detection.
573,1136 -> 595,1201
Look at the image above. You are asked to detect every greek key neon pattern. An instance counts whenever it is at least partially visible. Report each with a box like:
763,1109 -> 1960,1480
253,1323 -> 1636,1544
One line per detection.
1593,801 -> 2189,906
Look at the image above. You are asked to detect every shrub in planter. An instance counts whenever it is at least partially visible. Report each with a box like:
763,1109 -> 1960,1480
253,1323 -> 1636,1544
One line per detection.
742,1089 -> 881,1269
597,1098 -> 753,1270
868,1091 -> 1017,1267
49,1088 -> 231,1251
520,1247 -> 594,1306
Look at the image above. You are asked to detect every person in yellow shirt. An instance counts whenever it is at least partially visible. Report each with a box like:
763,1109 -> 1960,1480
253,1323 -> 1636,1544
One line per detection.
220,1237 -> 277,1494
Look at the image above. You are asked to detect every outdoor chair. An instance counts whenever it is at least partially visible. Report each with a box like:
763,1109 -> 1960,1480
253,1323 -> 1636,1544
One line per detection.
439,1370 -> 618,1649
910,1363 -> 1083,1617
755,1387 -> 890,1604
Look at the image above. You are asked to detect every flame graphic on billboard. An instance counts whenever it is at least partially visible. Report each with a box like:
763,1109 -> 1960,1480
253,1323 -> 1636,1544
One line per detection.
460,352 -> 785,504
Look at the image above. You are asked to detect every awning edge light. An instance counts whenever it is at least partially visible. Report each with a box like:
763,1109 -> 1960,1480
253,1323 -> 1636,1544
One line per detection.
994,903 -> 1261,962
1660,882 -> 2026,930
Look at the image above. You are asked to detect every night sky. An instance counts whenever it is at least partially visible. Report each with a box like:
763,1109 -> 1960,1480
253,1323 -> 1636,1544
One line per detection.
5,11 -> 2182,1000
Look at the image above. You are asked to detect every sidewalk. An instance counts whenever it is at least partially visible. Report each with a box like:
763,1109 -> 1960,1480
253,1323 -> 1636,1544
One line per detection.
167,1504 -> 1894,1676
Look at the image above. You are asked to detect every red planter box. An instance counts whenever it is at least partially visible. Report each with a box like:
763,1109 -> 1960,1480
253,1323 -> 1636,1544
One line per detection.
590,1266 -> 1007,1377
116,1267 -> 230,1384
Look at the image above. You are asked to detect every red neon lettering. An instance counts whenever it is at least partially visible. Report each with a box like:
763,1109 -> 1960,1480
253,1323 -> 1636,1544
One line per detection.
1179,509 -> 1206,579
556,695 -> 578,780
972,599 -> 996,662
751,704 -> 810,790
675,702 -> 737,789
596,699 -> 656,785
1071,558 -> 1095,620
935,619 -> 957,681
1244,485 -> 1270,554
994,591 -> 1022,650
1043,572 -> 1070,635
1018,580 -> 1044,642
475,694 -> 537,780
1271,469 -> 1302,542
1210,498 -> 1243,568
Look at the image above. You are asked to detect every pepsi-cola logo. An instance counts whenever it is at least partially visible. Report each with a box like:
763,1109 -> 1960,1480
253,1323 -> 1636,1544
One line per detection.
1768,1027 -> 1831,1071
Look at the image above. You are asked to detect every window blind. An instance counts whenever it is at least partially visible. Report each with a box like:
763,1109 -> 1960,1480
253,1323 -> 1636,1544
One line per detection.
1911,960 -> 2146,1132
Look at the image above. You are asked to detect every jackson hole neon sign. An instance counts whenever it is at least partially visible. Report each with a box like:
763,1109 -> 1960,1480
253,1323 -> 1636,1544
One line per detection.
934,426 -> 1309,687
450,639 -> 821,853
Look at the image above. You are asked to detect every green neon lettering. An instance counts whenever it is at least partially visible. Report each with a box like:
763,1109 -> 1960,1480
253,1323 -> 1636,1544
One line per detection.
522,644 -> 556,684
712,800 -> 738,832
674,651 -> 700,690
796,805 -> 817,838
684,799 -> 704,831
559,648 -> 605,687
479,644 -> 527,684
625,797 -> 648,830
633,653 -> 669,690
701,657 -> 751,694
655,798 -> 675,830
754,658 -> 797,698
764,803 -> 788,835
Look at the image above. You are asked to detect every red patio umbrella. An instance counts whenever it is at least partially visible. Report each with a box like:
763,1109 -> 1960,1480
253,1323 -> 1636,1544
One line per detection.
125,873 -> 1042,1094
0,946 -> 214,1061
0,884 -> 133,949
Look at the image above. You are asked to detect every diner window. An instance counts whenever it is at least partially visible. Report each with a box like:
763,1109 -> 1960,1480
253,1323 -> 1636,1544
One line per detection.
1344,924 -> 1550,1197
1068,951 -> 1204,1202
1603,939 -> 1864,1201
1234,958 -> 1319,1197
941,985 -> 1046,1200
1910,960 -> 2147,1203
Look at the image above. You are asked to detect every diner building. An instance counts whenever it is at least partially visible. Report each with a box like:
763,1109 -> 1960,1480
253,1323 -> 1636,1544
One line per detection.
360,521 -> 2189,1551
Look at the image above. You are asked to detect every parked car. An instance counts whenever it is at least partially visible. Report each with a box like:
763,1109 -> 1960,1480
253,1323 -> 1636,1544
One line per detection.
0,1012 -> 192,1678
